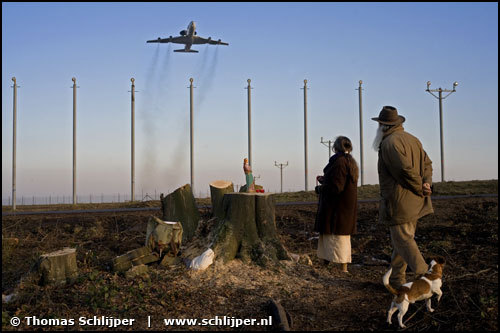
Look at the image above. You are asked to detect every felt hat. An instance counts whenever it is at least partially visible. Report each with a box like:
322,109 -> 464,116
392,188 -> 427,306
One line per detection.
371,106 -> 405,125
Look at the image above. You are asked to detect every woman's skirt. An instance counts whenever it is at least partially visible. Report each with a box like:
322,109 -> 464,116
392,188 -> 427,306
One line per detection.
317,234 -> 351,263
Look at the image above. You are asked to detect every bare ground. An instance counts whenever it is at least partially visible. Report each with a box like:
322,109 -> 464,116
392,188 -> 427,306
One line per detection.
2,196 -> 498,331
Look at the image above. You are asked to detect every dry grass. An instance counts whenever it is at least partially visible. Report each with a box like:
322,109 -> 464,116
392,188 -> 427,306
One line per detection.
2,193 -> 497,331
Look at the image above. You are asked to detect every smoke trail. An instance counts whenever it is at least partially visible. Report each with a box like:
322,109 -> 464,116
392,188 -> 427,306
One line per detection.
145,44 -> 160,85
161,45 -> 220,194
140,44 -> 162,191
158,43 -> 187,192
163,115 -> 189,192
195,44 -> 210,82
158,43 -> 172,98
196,45 -> 219,110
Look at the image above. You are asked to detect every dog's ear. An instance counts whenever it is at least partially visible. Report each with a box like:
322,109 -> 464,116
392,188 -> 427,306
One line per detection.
434,256 -> 445,265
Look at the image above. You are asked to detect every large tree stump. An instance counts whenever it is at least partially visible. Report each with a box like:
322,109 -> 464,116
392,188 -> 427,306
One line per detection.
38,248 -> 78,285
209,180 -> 234,219
160,184 -> 201,242
239,184 -> 263,193
212,193 -> 289,265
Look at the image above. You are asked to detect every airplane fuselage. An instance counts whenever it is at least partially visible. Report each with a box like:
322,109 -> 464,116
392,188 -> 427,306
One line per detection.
187,21 -> 196,37
147,21 -> 228,53
181,21 -> 196,50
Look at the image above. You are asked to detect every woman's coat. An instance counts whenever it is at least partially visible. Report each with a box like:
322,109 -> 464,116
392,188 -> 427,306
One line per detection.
314,153 -> 358,235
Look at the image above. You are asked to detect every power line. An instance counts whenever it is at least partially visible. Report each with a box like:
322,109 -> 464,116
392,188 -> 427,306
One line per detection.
301,79 -> 309,191
320,137 -> 333,159
11,77 -> 20,211
356,80 -> 364,186
274,161 -> 289,193
245,79 -> 253,166
71,77 -> 80,205
425,81 -> 458,182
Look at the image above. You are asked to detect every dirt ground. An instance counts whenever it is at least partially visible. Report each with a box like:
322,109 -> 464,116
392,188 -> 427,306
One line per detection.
2,196 -> 498,331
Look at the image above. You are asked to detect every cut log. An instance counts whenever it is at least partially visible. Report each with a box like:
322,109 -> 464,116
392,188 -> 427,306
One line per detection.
160,255 -> 181,267
112,246 -> 159,272
145,216 -> 183,256
160,184 -> 201,242
209,180 -> 234,219
38,248 -> 78,286
212,193 -> 289,265
125,264 -> 148,279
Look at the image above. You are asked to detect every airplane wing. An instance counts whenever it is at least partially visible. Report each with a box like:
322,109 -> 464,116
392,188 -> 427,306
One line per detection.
194,36 -> 229,46
147,36 -> 187,44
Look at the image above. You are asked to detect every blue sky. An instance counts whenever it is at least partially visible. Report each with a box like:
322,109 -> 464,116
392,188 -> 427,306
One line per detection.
2,2 -> 498,200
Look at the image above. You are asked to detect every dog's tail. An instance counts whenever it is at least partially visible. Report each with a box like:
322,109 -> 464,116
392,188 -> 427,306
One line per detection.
382,267 -> 399,296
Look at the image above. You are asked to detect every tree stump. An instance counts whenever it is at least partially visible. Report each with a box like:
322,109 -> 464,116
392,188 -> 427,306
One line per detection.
212,192 -> 289,265
145,216 -> 183,257
160,184 -> 201,242
38,248 -> 78,285
209,180 -> 234,219
239,184 -> 263,193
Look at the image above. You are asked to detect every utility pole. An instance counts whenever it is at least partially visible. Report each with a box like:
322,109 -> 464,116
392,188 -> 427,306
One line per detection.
426,81 -> 458,182
321,137 -> 334,159
301,79 -> 309,191
71,77 -> 79,205
11,77 -> 19,211
245,79 -> 253,166
356,80 -> 364,186
129,78 -> 136,202
189,78 -> 195,194
274,161 -> 289,193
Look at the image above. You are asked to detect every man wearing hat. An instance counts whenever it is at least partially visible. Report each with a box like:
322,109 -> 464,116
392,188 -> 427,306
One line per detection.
372,106 -> 434,289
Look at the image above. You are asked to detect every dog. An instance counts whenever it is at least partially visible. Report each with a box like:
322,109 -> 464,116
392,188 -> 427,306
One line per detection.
383,257 -> 445,328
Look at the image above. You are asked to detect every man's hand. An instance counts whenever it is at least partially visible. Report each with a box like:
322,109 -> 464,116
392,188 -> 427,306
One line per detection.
423,183 -> 432,196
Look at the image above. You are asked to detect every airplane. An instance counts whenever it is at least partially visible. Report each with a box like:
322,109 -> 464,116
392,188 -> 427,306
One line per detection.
147,21 -> 229,53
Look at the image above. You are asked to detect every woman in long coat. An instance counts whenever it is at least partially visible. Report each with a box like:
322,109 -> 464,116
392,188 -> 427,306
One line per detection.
314,136 -> 359,272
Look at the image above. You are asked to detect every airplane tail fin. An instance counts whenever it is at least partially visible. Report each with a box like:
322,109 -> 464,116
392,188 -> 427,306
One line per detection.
174,49 -> 198,53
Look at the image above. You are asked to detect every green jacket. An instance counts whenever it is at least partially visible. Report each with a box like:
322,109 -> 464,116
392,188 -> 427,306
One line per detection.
377,125 -> 434,225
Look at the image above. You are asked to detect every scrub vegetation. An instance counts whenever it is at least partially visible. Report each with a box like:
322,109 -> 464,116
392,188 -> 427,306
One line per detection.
2,180 -> 497,331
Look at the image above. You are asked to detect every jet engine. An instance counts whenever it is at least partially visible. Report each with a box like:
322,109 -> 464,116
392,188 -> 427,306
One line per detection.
180,30 -> 187,36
